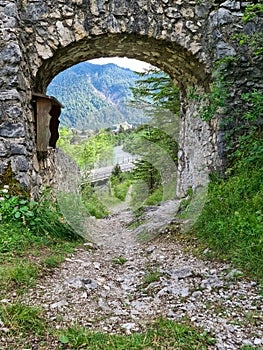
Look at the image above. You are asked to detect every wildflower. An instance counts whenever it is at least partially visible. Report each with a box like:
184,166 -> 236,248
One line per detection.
0,197 -> 5,201
3,185 -> 9,189
1,189 -> 8,194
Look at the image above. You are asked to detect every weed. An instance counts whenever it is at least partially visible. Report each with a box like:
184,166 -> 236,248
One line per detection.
141,269 -> 162,288
43,255 -> 65,268
112,256 -> 128,265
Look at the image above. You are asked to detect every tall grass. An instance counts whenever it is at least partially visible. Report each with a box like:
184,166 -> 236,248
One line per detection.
0,188 -> 83,298
193,133 -> 263,282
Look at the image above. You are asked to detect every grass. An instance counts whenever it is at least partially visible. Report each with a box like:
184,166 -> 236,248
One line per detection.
0,189 -> 84,299
96,185 -> 124,208
43,254 -> 65,268
0,240 -> 81,299
57,318 -> 215,349
141,269 -> 162,288
0,303 -> 47,335
192,133 -> 263,283
145,187 -> 163,205
0,220 -> 82,298
0,192 -> 84,348
81,184 -> 109,218
0,302 -> 54,349
112,256 -> 128,265
0,260 -> 40,295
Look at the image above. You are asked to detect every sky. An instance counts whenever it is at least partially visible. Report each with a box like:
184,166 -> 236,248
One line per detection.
88,57 -> 153,72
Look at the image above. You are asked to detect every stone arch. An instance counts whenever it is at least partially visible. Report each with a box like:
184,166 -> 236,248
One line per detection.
29,28 -> 216,195
30,32 -> 216,197
2,0 -> 261,196
33,34 -> 210,94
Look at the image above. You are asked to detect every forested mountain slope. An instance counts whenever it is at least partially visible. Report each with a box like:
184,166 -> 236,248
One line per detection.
47,62 -> 147,130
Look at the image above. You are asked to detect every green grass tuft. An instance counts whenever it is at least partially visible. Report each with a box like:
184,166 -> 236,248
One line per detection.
0,303 -> 47,335
58,318 -> 215,349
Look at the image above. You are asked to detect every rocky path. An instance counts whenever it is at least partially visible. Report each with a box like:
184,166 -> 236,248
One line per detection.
23,205 -> 262,349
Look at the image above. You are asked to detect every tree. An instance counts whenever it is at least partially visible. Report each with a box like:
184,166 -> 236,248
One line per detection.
111,163 -> 122,179
127,69 -> 180,202
80,130 -> 114,169
130,68 -> 180,114
131,159 -> 161,193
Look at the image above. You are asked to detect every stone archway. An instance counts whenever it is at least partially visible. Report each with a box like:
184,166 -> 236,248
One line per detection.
0,0 -> 262,196
32,32 -> 216,197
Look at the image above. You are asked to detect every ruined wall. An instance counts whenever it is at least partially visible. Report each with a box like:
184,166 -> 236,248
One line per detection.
0,0 -> 262,197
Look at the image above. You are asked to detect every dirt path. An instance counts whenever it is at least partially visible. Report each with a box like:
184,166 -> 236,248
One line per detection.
21,202 -> 263,349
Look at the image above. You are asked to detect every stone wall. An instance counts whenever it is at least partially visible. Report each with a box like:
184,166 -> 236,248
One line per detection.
0,0 -> 262,197
36,147 -> 80,197
176,89 -> 219,196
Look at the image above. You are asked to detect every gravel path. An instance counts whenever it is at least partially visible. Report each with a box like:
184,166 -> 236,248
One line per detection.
22,204 -> 262,349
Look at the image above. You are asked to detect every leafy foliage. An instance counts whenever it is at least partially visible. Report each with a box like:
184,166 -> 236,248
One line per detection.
109,167 -> 132,202
188,72 -> 228,122
81,183 -> 109,218
80,130 -> 114,169
0,185 -> 80,243
130,68 -> 180,114
243,3 -> 263,22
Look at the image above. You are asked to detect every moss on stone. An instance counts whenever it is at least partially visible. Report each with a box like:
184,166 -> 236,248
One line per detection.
0,162 -> 30,198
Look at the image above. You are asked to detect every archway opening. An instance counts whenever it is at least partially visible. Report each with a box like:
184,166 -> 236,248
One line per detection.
43,54 -> 179,214
32,33 -> 215,204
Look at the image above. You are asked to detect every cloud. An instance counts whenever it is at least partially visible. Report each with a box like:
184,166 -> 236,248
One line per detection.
88,57 -> 153,72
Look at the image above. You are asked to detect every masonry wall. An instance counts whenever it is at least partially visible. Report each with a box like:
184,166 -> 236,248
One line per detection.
0,0 -> 262,198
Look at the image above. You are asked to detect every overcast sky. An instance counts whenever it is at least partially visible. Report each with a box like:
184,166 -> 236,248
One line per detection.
88,57 -> 153,72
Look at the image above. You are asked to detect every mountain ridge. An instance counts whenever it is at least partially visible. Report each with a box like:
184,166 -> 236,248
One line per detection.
47,62 -> 147,130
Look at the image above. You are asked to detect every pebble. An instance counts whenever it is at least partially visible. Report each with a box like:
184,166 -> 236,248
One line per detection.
254,338 -> 262,345
17,204 -> 262,350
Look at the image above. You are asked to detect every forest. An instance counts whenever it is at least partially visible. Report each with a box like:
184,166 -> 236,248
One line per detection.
47,62 -> 148,130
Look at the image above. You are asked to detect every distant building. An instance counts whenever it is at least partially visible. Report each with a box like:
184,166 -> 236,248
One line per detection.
112,121 -> 133,133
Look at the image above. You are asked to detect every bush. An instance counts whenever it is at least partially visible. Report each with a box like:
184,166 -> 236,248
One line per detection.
146,187 -> 163,205
112,180 -> 131,201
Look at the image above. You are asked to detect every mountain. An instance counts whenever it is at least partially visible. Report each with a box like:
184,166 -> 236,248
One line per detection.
47,62 -> 147,130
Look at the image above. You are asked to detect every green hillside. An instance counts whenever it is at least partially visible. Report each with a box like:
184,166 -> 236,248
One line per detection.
47,62 -> 147,130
